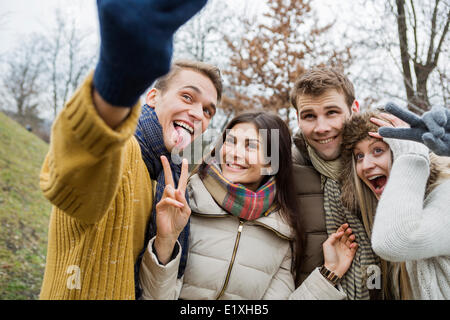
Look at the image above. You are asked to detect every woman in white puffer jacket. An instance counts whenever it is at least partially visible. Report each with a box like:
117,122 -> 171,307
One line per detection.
139,112 -> 358,300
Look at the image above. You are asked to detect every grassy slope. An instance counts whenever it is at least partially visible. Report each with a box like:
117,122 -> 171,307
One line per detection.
0,111 -> 51,299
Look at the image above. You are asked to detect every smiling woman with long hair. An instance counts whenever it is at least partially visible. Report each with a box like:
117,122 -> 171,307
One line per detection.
340,110 -> 450,300
139,111 -> 358,300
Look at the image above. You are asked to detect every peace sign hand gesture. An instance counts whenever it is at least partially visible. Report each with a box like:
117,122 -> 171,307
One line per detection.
154,156 -> 191,265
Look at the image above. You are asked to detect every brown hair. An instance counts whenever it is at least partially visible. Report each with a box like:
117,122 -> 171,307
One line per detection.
153,59 -> 223,103
290,67 -> 355,111
192,111 -> 305,286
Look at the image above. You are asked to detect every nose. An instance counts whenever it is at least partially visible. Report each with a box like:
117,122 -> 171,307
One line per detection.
313,116 -> 331,134
224,141 -> 246,165
187,103 -> 205,135
361,155 -> 376,172
188,103 -> 203,122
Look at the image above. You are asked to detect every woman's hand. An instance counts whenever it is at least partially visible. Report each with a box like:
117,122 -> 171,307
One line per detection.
154,156 -> 191,264
368,112 -> 410,140
370,112 -> 430,161
322,223 -> 358,278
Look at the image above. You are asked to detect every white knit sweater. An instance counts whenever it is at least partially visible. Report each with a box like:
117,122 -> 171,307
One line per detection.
371,138 -> 450,300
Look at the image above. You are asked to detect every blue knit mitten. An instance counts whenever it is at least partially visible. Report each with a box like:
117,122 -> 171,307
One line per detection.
379,103 -> 450,157
93,0 -> 207,107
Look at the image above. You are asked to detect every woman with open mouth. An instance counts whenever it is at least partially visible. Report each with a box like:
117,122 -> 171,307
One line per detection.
139,111 -> 359,300
339,109 -> 450,300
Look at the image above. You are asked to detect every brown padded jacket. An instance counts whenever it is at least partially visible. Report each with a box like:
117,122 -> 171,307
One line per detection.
291,131 -> 328,286
291,131 -> 382,300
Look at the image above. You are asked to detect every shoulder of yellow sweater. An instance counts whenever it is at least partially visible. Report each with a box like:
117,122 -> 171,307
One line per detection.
59,71 -> 142,157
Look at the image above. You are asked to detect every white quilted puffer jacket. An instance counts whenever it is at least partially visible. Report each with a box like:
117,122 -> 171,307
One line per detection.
139,174 -> 347,300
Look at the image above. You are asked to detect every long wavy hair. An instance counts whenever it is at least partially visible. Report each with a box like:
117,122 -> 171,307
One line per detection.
192,111 -> 305,286
340,110 -> 450,299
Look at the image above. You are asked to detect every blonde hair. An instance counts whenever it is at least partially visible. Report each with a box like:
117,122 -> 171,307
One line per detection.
350,154 -> 411,300
340,110 -> 411,299
427,153 -> 450,195
342,110 -> 450,299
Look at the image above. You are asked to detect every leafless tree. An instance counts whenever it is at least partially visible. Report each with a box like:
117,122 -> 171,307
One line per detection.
44,9 -> 97,119
0,34 -> 46,116
173,0 -> 253,132
394,0 -> 449,112
350,0 -> 449,113
173,0 -> 255,67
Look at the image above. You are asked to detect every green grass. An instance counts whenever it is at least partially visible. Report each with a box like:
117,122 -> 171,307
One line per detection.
0,111 -> 51,299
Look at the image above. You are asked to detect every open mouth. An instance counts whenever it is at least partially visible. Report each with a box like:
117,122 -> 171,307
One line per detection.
368,175 -> 387,193
173,120 -> 194,135
172,120 -> 195,150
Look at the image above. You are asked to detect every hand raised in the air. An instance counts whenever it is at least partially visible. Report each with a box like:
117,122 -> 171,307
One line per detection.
94,0 -> 208,107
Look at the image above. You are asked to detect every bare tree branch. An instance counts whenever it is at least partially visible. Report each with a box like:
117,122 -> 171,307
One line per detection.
426,0 -> 440,66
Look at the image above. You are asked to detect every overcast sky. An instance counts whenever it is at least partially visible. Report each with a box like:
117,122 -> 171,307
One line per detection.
0,0 -> 98,54
0,0 -> 345,55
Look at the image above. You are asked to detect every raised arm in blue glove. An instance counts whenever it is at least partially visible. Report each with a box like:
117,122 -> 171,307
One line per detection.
93,0 -> 207,108
376,103 -> 450,157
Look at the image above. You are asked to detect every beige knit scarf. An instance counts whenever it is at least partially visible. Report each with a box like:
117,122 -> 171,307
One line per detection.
307,143 -> 381,300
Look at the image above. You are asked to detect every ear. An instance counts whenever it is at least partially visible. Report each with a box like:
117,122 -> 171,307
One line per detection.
351,100 -> 360,113
295,108 -> 301,124
145,88 -> 159,108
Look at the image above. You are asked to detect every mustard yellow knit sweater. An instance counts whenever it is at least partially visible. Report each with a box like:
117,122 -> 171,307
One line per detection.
39,73 -> 154,299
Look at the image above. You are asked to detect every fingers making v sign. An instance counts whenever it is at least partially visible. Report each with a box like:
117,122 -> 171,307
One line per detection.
154,156 -> 191,264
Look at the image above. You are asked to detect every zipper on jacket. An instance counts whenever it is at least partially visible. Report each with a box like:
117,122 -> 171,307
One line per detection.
252,221 -> 292,241
215,219 -> 244,299
192,212 -> 228,218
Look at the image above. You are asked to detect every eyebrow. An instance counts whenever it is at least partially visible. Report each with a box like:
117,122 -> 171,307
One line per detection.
368,139 -> 383,146
227,134 -> 260,143
180,85 -> 216,113
353,139 -> 383,153
180,85 -> 201,94
300,104 -> 342,111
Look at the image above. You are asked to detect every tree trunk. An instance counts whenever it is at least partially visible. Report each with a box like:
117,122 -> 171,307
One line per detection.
395,0 -> 416,110
413,63 -> 432,112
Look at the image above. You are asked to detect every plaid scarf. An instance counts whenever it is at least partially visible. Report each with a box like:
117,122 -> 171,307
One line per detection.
200,161 -> 277,220
133,105 -> 190,299
307,143 -> 381,300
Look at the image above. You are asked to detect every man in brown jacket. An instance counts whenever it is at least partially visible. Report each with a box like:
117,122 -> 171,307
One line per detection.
289,67 -> 360,285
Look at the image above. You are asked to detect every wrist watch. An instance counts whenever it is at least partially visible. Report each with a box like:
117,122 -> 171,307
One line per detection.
319,265 -> 341,286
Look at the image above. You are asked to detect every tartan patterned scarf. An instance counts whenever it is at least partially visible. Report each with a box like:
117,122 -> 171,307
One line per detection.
307,143 -> 381,300
133,105 -> 190,299
200,161 -> 277,220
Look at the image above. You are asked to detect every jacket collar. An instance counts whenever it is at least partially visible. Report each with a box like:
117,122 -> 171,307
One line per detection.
187,173 -> 294,240
292,129 -> 311,166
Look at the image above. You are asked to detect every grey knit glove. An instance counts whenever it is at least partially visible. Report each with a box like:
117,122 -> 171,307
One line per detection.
379,103 -> 450,157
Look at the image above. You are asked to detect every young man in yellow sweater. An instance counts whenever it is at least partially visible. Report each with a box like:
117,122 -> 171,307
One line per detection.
39,0 -> 222,299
